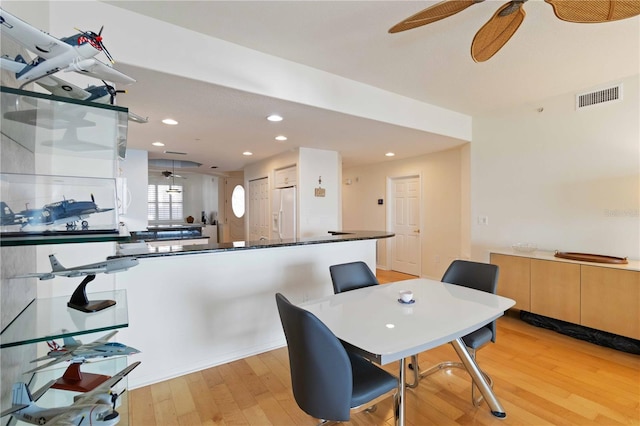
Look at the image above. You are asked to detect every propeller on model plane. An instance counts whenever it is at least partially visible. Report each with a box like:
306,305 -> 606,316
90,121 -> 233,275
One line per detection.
101,80 -> 126,105
110,388 -> 126,409
75,25 -> 115,63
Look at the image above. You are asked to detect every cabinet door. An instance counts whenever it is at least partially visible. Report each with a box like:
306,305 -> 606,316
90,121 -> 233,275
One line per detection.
531,259 -> 580,323
581,266 -> 640,339
275,166 -> 296,188
490,253 -> 530,310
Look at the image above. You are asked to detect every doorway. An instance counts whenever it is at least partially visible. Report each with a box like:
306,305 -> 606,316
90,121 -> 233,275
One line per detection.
388,175 -> 421,276
248,177 -> 269,241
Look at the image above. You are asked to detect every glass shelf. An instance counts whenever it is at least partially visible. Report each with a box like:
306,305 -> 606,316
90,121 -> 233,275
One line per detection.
1,86 -> 128,160
0,228 -> 131,246
0,290 -> 128,348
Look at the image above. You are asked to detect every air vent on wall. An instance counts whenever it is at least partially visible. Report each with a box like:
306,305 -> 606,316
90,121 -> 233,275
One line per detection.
576,84 -> 622,110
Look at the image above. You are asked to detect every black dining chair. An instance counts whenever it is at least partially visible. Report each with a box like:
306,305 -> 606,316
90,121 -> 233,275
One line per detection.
329,261 -> 379,294
275,293 -> 399,424
407,259 -> 499,406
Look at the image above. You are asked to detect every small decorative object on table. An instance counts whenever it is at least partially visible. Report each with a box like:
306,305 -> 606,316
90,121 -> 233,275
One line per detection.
186,215 -> 194,223
398,290 -> 414,304
512,242 -> 537,253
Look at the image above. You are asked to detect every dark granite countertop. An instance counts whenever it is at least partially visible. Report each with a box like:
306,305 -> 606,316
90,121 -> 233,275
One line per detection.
130,224 -> 210,242
146,223 -> 205,230
112,230 -> 394,259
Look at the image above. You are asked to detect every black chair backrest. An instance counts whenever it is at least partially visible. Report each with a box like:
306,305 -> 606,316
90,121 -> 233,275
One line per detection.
441,260 -> 499,342
275,293 -> 352,421
329,261 -> 379,294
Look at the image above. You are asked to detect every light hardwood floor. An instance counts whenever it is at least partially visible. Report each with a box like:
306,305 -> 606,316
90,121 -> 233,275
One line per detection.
129,270 -> 640,425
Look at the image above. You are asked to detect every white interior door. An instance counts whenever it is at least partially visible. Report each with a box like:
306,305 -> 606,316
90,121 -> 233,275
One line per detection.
248,177 -> 269,241
390,176 -> 421,276
224,177 -> 245,242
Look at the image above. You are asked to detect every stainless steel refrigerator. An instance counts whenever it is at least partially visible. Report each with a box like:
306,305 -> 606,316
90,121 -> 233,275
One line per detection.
272,186 -> 296,239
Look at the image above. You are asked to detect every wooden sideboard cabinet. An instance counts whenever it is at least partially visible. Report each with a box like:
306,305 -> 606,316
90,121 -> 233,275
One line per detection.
491,253 -> 531,311
490,250 -> 640,340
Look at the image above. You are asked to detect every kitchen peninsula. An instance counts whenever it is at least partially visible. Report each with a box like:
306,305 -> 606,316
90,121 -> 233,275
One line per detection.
112,231 -> 393,388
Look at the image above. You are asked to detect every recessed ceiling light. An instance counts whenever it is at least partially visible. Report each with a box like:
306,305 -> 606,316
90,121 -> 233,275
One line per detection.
385,152 -> 395,157
162,118 -> 179,125
275,135 -> 287,141
152,141 -> 165,147
243,151 -> 253,156
267,114 -> 283,122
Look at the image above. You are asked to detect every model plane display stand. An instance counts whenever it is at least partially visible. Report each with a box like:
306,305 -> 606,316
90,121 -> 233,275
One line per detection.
67,275 -> 116,313
51,362 -> 110,392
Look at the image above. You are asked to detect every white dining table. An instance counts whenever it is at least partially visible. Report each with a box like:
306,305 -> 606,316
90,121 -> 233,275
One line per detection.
300,277 -> 515,426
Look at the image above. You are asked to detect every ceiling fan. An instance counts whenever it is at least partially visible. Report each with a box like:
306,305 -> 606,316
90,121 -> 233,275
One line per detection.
389,0 -> 640,62
165,160 -> 184,194
161,170 -> 186,179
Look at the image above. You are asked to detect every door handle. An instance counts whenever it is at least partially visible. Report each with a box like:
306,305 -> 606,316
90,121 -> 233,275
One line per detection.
413,229 -> 420,233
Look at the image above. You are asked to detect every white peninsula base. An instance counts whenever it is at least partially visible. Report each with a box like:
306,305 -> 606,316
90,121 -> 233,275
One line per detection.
116,239 -> 376,388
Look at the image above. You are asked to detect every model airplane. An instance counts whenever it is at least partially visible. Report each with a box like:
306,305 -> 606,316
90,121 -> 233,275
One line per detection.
35,75 -> 148,124
0,7 -> 135,88
1,361 -> 141,426
26,330 -> 140,373
0,194 -> 113,230
17,254 -> 139,281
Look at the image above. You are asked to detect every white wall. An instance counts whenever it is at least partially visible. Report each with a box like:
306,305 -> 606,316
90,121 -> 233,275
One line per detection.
298,147 -> 341,237
343,146 -> 468,279
471,75 -> 640,261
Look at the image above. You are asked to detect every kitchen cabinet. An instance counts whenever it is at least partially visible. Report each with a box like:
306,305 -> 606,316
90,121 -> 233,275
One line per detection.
274,165 -> 297,188
490,250 -> 640,340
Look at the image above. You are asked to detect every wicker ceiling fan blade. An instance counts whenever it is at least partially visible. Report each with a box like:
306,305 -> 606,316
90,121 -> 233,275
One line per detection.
389,0 -> 483,33
545,0 -> 640,23
471,1 -> 526,62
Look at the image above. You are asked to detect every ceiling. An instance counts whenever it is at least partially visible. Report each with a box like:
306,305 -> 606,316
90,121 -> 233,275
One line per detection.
100,0 -> 638,175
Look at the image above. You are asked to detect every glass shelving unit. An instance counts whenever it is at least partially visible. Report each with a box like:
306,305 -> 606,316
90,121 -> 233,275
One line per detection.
1,87 -> 134,418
